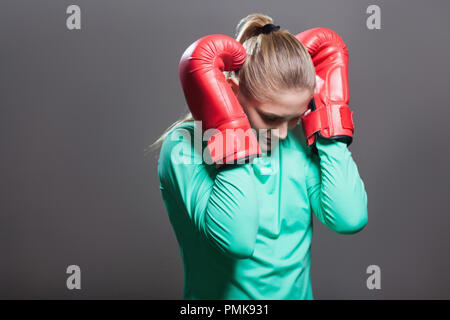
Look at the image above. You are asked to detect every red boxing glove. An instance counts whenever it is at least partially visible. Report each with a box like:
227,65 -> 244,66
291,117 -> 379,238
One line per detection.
179,34 -> 261,166
295,28 -> 354,152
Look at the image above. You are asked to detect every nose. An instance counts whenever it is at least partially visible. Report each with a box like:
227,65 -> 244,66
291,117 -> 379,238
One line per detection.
273,122 -> 288,140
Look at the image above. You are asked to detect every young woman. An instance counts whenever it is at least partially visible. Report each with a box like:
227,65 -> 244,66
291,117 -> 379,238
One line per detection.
152,13 -> 368,300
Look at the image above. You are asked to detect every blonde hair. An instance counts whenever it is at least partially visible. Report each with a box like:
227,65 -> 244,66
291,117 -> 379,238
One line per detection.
147,13 -> 315,154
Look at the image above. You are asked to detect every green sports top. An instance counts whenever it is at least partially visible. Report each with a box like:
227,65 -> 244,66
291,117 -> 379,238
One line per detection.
157,120 -> 368,300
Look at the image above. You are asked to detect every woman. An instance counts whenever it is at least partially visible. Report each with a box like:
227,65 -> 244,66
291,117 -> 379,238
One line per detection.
152,13 -> 368,300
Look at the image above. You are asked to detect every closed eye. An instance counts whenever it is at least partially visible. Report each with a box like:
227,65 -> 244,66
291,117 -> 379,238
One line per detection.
260,112 -> 283,121
263,114 -> 303,122
260,108 -> 308,122
264,115 -> 281,121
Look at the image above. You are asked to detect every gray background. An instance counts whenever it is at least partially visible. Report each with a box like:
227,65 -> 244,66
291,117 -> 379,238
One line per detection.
1,0 -> 449,299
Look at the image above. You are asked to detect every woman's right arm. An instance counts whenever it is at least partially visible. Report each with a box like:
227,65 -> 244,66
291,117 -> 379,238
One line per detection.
158,125 -> 259,259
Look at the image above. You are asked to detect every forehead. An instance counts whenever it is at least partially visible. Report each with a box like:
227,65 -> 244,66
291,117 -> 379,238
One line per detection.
256,88 -> 313,113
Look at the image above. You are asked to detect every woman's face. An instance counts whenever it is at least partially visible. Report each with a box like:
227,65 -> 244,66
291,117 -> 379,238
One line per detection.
228,77 -> 313,150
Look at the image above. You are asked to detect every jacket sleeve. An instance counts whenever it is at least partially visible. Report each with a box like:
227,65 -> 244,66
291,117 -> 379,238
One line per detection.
158,124 -> 260,259
305,136 -> 368,234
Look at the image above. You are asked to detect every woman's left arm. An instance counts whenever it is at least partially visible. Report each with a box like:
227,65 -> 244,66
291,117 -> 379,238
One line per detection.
306,137 -> 368,234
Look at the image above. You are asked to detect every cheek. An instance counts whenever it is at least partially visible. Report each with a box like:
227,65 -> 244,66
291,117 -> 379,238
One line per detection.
241,105 -> 254,123
288,117 -> 301,129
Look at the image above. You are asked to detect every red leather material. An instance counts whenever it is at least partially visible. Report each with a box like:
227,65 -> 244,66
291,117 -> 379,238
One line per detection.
295,28 -> 354,146
179,34 -> 261,164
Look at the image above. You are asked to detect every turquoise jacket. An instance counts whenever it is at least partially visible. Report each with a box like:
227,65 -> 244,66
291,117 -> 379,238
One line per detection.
157,121 -> 368,300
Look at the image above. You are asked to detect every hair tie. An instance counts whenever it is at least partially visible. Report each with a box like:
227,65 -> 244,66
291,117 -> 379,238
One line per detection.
261,23 -> 281,34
